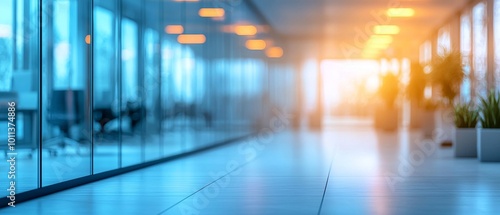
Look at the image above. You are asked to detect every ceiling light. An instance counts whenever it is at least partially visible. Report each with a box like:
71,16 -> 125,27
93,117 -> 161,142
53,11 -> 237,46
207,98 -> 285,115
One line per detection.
85,35 -> 91,44
177,34 -> 206,44
246,39 -> 266,50
235,25 -> 257,36
199,8 -> 225,18
165,25 -> 184,34
368,35 -> 393,44
266,47 -> 283,58
373,25 -> 400,35
387,8 -> 415,17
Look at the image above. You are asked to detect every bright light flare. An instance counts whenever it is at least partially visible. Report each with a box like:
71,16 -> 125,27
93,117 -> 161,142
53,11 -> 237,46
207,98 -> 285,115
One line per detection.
199,8 -> 225,18
177,34 -> 206,44
373,25 -> 400,35
246,39 -> 266,50
387,8 -> 415,17
235,25 -> 257,36
266,47 -> 283,58
85,35 -> 91,44
165,25 -> 184,34
368,35 -> 393,44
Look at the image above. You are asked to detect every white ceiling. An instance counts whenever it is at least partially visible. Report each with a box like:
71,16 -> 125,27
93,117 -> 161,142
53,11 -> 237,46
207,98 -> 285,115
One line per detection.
250,0 -> 471,59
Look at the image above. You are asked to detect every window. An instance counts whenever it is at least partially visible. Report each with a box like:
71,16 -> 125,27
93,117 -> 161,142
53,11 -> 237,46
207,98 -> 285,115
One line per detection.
461,12 -> 472,102
495,0 -> 500,91
419,41 -> 432,65
473,2 -> 488,101
437,25 -> 451,55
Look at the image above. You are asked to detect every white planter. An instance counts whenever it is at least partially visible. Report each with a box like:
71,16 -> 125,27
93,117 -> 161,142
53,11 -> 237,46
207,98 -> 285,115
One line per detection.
453,128 -> 477,157
477,128 -> 500,162
421,110 -> 435,137
436,108 -> 454,145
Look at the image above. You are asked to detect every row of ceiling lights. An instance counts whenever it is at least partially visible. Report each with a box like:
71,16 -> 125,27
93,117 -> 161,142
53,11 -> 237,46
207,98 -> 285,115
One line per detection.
82,2 -> 282,58
165,5 -> 283,58
362,8 -> 415,59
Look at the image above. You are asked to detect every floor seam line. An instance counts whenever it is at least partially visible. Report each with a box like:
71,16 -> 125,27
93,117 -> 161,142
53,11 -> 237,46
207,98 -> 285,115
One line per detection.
157,160 -> 253,215
317,159 -> 333,215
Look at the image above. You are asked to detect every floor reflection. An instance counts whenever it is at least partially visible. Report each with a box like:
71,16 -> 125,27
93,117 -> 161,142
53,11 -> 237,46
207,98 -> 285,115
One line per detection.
3,125 -> 500,215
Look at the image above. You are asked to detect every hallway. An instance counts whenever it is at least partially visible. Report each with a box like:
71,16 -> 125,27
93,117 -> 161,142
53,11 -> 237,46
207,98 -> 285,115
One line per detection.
2,0 -> 500,213
5,125 -> 500,215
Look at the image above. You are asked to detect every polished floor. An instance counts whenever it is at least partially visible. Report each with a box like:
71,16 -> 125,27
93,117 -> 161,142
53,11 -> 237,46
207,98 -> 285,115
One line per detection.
0,128 -> 250,193
2,124 -> 500,215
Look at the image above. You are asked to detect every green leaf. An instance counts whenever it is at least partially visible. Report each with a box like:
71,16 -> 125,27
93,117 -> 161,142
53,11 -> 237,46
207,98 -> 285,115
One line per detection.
479,91 -> 500,128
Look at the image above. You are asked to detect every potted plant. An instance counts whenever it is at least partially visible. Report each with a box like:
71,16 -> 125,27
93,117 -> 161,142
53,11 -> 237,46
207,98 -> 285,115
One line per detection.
429,51 -> 465,146
407,63 -> 427,128
477,91 -> 500,162
375,72 -> 400,131
429,51 -> 465,106
453,103 -> 478,157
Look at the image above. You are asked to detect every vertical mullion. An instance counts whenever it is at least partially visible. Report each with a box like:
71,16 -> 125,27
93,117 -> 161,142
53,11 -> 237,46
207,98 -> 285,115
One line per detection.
158,1 -> 163,157
38,0 -> 43,189
90,0 -> 94,175
139,0 -> 145,163
117,0 -> 122,168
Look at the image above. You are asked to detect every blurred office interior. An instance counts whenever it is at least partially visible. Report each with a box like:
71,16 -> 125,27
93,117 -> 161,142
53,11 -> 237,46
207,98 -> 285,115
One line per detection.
1,0 -> 500,214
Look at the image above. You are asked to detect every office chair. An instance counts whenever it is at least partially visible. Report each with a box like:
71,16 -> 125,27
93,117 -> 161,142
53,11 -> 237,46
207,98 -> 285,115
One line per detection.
44,90 -> 84,156
126,100 -> 145,131
94,107 -> 116,133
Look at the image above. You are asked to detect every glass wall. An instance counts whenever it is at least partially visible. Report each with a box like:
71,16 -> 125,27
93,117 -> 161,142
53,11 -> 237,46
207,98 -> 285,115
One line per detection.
0,0 -> 40,195
0,0 -> 294,199
41,0 -> 93,186
93,2 -> 119,173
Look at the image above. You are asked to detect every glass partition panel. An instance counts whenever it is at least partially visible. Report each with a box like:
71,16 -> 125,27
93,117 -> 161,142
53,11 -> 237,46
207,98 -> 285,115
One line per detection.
143,27 -> 161,161
120,17 -> 142,167
0,0 -> 40,195
93,3 -> 119,173
41,0 -> 92,186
